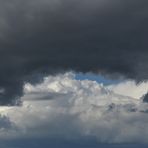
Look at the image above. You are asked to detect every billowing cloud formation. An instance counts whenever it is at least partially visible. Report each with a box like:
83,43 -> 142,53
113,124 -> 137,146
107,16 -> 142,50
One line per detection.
1,72 -> 148,146
0,0 -> 148,105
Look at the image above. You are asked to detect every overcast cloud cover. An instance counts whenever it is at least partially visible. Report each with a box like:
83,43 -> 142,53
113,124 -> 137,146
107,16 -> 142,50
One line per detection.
0,0 -> 148,104
1,0 -> 148,147
0,72 -> 147,147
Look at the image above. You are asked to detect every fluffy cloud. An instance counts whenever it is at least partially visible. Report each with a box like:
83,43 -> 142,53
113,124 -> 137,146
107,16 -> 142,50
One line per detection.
108,81 -> 148,99
0,72 -> 148,146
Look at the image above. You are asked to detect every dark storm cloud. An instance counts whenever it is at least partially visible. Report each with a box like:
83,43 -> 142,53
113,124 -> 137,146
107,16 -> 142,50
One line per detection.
142,93 -> 148,103
0,0 -> 148,105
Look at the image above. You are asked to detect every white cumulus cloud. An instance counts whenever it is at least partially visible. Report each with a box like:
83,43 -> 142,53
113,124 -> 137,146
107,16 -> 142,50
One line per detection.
0,72 -> 148,145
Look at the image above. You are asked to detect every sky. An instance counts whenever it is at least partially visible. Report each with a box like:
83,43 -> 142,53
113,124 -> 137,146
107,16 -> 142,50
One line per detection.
0,0 -> 148,147
75,73 -> 122,85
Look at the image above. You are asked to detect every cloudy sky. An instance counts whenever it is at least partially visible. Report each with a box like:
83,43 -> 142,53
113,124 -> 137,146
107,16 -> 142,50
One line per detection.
0,0 -> 148,147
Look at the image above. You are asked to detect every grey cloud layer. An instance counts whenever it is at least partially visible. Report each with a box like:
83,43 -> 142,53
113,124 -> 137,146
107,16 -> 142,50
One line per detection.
0,0 -> 148,105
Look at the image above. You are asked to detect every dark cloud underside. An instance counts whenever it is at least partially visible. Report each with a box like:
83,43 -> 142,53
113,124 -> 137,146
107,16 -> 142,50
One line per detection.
0,0 -> 148,105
